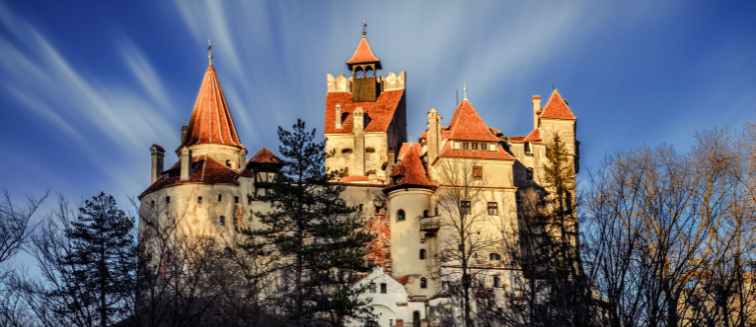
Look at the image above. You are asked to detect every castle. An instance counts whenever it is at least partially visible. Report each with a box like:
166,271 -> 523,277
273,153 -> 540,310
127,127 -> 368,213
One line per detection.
139,29 -> 578,326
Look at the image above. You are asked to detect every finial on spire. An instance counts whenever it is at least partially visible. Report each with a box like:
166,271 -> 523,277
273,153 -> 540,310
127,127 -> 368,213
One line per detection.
362,16 -> 367,37
463,82 -> 468,100
208,39 -> 213,65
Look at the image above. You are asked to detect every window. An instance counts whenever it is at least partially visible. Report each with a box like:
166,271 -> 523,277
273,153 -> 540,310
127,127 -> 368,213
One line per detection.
165,196 -> 170,204
526,168 -> 534,180
225,160 -> 231,168
235,196 -> 239,204
342,148 -> 353,154
233,216 -> 238,226
397,209 -> 405,222
435,207 -> 439,216
248,194 -> 252,205
198,196 -> 202,204
472,143 -> 478,150
463,142 -> 469,149
366,147 -> 375,153
487,202 -> 498,215
473,166 -> 483,180
461,201 -> 471,215
423,210 -> 429,217
367,259 -> 375,266
481,143 -> 487,150
219,216 -> 226,226
494,276 -> 501,287
420,278 -> 427,289
420,249 -> 426,260
218,194 -> 223,202
369,283 -> 376,293
223,248 -> 231,258
151,200 -> 155,207
489,253 -> 501,261
393,176 -> 402,184
380,283 -> 387,294
375,205 -> 382,213
359,204 -> 364,212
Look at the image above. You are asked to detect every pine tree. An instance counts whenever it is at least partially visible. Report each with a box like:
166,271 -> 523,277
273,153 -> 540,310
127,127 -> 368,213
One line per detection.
241,119 -> 375,326
63,192 -> 136,327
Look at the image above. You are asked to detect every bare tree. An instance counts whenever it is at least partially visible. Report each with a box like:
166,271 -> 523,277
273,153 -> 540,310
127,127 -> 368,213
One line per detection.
0,189 -> 48,274
433,157 -> 494,326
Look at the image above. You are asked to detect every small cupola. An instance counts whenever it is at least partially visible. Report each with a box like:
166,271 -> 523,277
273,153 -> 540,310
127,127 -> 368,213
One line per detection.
346,19 -> 381,102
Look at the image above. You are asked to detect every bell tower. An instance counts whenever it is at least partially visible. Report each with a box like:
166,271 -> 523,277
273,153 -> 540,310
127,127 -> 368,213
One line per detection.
347,18 -> 382,102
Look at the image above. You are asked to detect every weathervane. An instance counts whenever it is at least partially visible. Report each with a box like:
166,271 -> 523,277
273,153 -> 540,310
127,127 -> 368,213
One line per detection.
362,16 -> 367,37
208,39 -> 213,65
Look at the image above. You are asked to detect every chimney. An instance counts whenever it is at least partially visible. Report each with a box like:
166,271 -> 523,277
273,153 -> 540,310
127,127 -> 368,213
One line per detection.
335,104 -> 342,129
532,96 -> 541,130
181,125 -> 188,145
239,148 -> 248,171
427,108 -> 441,165
179,146 -> 191,180
353,106 -> 365,176
150,145 -> 165,184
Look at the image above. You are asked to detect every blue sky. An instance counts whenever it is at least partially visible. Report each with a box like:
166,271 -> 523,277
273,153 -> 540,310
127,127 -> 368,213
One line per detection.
2,0 -> 756,212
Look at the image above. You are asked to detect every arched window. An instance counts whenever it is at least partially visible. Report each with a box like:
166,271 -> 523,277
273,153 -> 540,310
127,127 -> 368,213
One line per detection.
420,277 -> 427,289
493,276 -> 501,287
198,196 -> 202,204
526,168 -> 534,180
420,249 -> 426,260
219,216 -> 225,226
397,209 -> 405,222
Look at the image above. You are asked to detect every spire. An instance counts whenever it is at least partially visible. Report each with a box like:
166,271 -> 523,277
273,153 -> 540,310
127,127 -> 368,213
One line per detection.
362,16 -> 367,37
463,82 -> 468,100
208,39 -> 213,65
181,65 -> 243,148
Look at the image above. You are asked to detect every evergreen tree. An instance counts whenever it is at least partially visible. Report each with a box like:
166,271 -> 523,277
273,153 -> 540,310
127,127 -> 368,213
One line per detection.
241,119 -> 375,326
62,192 -> 136,327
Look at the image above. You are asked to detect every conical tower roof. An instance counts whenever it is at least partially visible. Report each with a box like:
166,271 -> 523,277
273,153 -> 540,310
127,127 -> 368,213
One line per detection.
539,89 -> 576,120
182,65 -> 243,148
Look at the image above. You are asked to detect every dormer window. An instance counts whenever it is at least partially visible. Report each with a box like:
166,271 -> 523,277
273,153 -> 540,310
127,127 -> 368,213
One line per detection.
463,142 -> 469,149
225,160 -> 231,168
472,143 -> 478,150
393,176 -> 402,184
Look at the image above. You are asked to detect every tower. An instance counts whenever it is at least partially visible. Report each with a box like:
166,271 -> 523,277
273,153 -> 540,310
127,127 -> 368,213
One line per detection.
324,27 -> 407,182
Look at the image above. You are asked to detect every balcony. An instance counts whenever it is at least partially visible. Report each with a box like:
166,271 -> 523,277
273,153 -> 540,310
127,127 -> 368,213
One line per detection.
420,216 -> 440,232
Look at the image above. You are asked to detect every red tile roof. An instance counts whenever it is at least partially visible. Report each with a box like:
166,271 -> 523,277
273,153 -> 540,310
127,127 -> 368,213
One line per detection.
385,143 -> 435,192
539,89 -> 576,121
346,37 -> 380,65
335,176 -> 385,183
182,66 -> 243,148
447,100 -> 500,142
438,141 -> 516,161
247,147 -> 280,164
394,276 -> 410,285
151,144 -> 165,152
523,128 -> 541,142
324,90 -> 404,134
397,142 -> 422,160
140,155 -> 247,198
